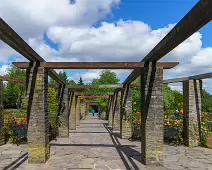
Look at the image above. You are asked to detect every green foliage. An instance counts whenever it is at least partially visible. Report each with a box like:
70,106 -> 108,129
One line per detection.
164,84 -> 183,111
48,88 -> 58,117
93,70 -> 119,85
4,66 -> 26,109
78,77 -> 84,85
69,80 -> 77,85
202,89 -> 212,113
87,70 -> 120,110
132,88 -> 141,112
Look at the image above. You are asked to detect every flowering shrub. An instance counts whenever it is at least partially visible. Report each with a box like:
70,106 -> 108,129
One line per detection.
4,117 -> 27,143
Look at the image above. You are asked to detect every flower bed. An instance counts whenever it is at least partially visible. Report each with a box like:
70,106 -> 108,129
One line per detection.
2,109 -> 59,144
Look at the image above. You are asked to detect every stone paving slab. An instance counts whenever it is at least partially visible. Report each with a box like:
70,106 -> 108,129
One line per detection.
0,115 -> 212,169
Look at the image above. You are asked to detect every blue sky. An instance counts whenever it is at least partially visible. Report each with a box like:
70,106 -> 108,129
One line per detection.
0,0 -> 212,93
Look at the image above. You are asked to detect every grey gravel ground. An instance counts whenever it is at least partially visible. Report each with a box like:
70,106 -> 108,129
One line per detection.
0,115 -> 212,170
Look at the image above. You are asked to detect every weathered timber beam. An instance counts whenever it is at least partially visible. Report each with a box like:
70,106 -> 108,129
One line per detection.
88,103 -> 99,105
68,84 -> 139,89
85,100 -> 98,103
164,72 -> 212,84
0,18 -> 65,85
79,96 -> 109,99
75,92 -> 114,96
0,76 -> 25,83
0,75 -> 58,88
12,62 -> 179,69
123,0 -> 212,85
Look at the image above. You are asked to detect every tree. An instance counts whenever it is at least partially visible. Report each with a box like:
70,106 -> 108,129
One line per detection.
68,80 -> 77,85
49,71 -> 69,84
88,70 -> 120,111
92,70 -> 119,85
4,65 -> 26,109
77,77 -> 84,85
202,89 -> 212,113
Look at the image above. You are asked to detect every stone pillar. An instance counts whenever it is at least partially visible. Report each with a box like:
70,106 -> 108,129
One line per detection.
27,67 -> 50,164
86,103 -> 89,116
0,80 -> 4,146
108,96 -> 114,126
141,65 -> 164,165
76,97 -> 80,126
70,93 -> 76,130
183,79 -> 202,147
120,86 -> 133,139
113,92 -> 121,131
58,87 -> 70,137
81,100 -> 86,120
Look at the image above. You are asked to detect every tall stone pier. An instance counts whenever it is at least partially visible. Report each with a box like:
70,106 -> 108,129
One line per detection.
183,79 -> 202,147
0,80 -> 4,146
27,67 -> 50,164
81,100 -> 86,120
76,97 -> 80,126
70,94 -> 76,130
108,96 -> 114,126
120,86 -> 132,139
113,92 -> 121,131
58,87 -> 70,137
141,65 -> 164,165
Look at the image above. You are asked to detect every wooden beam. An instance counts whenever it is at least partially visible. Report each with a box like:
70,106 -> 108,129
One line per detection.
123,0 -> 212,85
75,92 -> 114,96
0,76 -> 25,83
0,18 -> 65,85
12,62 -> 179,69
79,96 -> 109,98
0,75 -> 58,88
85,100 -> 98,103
164,72 -> 212,84
68,84 -> 139,89
88,103 -> 99,106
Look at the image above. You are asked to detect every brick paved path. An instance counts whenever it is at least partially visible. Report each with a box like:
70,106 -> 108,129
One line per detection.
0,114 -> 212,170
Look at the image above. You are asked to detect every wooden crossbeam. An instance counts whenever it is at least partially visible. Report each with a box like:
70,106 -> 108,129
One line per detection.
79,96 -> 109,99
75,92 -> 114,96
0,75 -> 58,88
88,103 -> 99,106
85,100 -> 98,103
164,72 -> 212,84
68,84 -> 139,89
123,0 -> 212,85
0,76 -> 25,83
12,62 -> 179,69
0,18 -> 65,85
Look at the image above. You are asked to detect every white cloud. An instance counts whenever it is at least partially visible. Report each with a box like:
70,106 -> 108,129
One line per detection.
1,0 -> 212,93
0,0 -> 120,38
0,64 -> 10,75
69,70 -> 102,84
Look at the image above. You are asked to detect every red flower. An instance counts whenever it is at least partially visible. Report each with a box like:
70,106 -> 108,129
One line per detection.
23,121 -> 27,125
17,123 -> 21,127
136,112 -> 142,115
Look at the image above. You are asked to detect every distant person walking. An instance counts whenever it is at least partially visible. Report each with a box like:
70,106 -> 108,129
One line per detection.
92,109 -> 95,116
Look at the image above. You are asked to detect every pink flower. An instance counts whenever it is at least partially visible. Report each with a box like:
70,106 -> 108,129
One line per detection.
17,123 -> 21,127
136,112 -> 142,115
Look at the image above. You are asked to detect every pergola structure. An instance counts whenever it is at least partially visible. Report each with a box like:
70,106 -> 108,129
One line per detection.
0,0 -> 212,166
